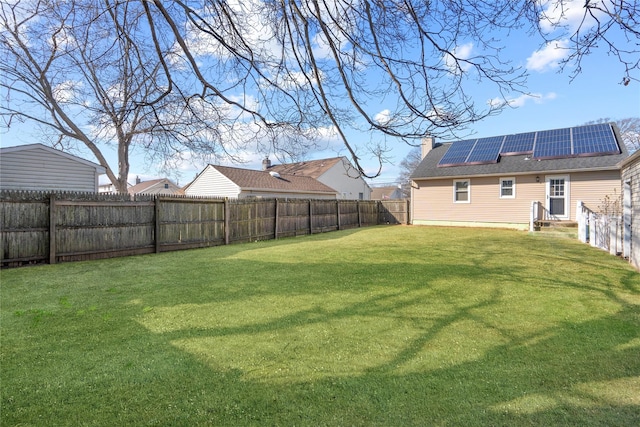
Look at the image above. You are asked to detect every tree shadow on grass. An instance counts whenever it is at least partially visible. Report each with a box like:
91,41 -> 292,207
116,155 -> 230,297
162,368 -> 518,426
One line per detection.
122,261 -> 639,425
5,304 -> 637,426
3,229 -> 638,426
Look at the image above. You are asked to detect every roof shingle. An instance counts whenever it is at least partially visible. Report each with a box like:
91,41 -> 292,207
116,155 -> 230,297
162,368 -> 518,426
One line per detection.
266,157 -> 343,178
213,165 -> 337,194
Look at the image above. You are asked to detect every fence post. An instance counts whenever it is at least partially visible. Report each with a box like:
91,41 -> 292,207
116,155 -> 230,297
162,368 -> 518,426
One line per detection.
623,180 -> 631,259
154,196 -> 161,253
357,200 -> 362,227
49,193 -> 57,264
609,217 -> 617,255
589,212 -> 597,248
576,201 -> 587,243
336,200 -> 341,230
274,199 -> 280,239
224,198 -> 230,245
406,199 -> 410,225
529,201 -> 537,232
308,200 -> 313,234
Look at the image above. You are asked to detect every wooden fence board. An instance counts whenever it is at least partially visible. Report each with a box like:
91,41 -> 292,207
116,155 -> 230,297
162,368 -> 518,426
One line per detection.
1,190 -> 409,267
158,198 -> 225,248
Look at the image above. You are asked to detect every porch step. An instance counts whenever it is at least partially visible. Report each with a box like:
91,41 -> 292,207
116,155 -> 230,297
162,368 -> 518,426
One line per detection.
535,220 -> 578,228
533,220 -> 578,238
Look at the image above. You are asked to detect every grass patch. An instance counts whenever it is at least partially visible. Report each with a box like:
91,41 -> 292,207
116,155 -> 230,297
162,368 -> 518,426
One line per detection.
1,226 -> 639,426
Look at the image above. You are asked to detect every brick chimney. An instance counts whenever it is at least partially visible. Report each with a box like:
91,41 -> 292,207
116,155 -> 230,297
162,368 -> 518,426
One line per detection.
421,136 -> 435,159
262,157 -> 271,170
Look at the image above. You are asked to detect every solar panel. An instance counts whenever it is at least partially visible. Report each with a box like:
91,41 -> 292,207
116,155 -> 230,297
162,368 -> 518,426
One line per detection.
466,136 -> 504,164
501,132 -> 535,155
436,124 -> 620,167
572,123 -> 620,156
533,128 -> 572,159
437,139 -> 476,167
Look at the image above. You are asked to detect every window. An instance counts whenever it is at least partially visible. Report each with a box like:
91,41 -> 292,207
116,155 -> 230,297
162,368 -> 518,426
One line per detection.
164,183 -> 169,189
453,179 -> 470,203
359,192 -> 364,200
500,177 -> 515,199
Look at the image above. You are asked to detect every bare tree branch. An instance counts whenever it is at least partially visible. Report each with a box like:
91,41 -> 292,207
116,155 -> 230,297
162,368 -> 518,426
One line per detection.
1,0 -> 638,189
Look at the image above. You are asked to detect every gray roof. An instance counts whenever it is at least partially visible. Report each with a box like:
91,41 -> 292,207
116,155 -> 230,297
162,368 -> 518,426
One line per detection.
411,126 -> 629,180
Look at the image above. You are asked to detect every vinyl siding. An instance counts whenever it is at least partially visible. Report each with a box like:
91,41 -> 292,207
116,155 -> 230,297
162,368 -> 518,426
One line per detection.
184,166 -> 240,198
622,155 -> 640,270
318,159 -> 371,199
412,170 -> 621,226
0,147 -> 101,192
570,170 -> 621,213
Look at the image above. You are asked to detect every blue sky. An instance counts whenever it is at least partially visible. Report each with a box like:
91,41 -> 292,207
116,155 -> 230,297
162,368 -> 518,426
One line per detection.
1,1 -> 638,187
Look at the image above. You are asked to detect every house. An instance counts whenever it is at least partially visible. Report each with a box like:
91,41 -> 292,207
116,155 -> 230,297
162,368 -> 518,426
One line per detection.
128,177 -> 182,195
620,149 -> 640,270
0,143 -> 106,192
265,156 -> 372,200
183,164 -> 339,199
99,181 -> 131,194
371,185 -> 405,200
411,123 -> 628,230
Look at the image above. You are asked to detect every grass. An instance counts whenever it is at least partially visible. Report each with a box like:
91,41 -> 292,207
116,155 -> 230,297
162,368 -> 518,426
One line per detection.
1,225 -> 639,426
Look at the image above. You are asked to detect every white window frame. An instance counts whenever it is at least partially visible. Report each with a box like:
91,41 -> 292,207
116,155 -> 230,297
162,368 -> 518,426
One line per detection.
453,179 -> 470,203
499,177 -> 516,199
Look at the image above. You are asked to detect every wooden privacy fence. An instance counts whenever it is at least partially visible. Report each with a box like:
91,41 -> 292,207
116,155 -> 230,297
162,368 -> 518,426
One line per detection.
1,191 -> 409,267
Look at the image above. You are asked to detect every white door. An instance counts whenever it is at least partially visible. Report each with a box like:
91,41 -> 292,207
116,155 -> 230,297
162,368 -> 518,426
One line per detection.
546,175 -> 570,220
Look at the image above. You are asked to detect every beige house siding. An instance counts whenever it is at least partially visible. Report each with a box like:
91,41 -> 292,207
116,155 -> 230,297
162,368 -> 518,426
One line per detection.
570,170 -> 621,213
412,170 -> 621,228
412,175 -> 541,227
621,152 -> 640,270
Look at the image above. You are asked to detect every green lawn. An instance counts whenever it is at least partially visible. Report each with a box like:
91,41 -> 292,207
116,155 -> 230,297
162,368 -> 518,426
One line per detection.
1,226 -> 639,426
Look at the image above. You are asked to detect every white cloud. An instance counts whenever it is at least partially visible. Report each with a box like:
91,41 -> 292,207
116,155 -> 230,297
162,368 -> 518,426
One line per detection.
52,80 -> 82,103
312,32 -> 335,60
182,0 -> 279,60
526,39 -> 570,72
374,109 -> 392,125
536,0 -> 611,34
444,42 -> 474,74
488,92 -> 557,108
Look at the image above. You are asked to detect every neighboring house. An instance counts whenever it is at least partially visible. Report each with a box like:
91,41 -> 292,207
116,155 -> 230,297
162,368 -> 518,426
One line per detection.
128,177 -> 182,195
99,181 -> 132,194
620,149 -> 640,270
183,164 -> 339,199
0,143 -> 105,192
266,156 -> 372,200
371,185 -> 404,200
411,123 -> 628,230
